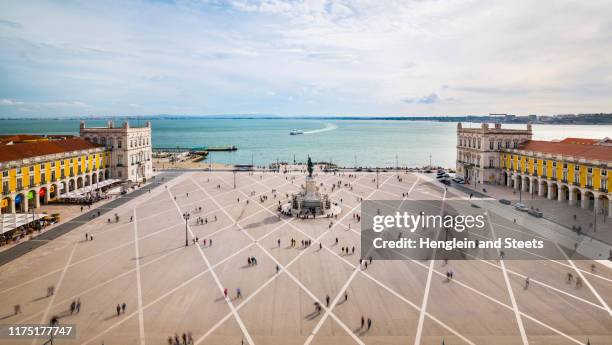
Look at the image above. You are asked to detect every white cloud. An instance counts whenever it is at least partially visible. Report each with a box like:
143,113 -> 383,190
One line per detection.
0,0 -> 611,117
0,99 -> 22,105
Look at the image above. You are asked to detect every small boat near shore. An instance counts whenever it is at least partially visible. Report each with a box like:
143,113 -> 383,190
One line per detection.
290,129 -> 304,135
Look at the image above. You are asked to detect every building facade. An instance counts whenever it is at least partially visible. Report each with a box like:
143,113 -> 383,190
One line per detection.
456,122 -> 532,185
79,121 -> 153,183
456,123 -> 612,217
0,135 -> 110,214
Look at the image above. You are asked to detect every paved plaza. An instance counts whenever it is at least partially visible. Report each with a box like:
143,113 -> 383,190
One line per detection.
0,170 -> 611,345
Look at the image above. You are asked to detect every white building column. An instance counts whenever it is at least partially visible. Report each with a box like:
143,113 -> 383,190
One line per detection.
521,177 -> 528,192
22,195 -> 28,212
33,189 -> 41,208
9,195 -> 15,213
547,184 -> 555,200
514,175 -> 520,190
538,181 -> 546,197
581,190 -> 589,209
557,185 -> 565,202
568,187 -> 576,206
529,178 -> 535,195
43,185 -> 50,204
594,193 -> 602,214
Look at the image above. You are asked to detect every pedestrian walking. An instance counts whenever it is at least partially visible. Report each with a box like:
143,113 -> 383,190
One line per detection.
116,304 -> 121,316
367,318 -> 372,330
236,288 -> 242,299
121,302 -> 126,313
326,295 -> 330,307
70,300 -> 76,314
524,277 -> 530,289
14,304 -> 21,315
224,288 -> 228,299
76,298 -> 81,313
344,291 -> 348,302
85,233 -> 88,241
360,316 -> 365,329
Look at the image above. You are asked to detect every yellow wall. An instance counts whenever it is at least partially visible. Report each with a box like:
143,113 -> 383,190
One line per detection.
500,153 -> 609,191
0,150 -> 108,194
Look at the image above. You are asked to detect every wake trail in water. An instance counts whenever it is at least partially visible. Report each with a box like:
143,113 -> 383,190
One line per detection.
304,123 -> 338,134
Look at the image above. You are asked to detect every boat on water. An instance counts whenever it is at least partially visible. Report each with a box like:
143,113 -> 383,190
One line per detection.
289,129 -> 304,135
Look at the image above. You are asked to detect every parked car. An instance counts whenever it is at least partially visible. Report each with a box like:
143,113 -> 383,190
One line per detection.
499,199 -> 511,205
528,209 -> 543,218
514,203 -> 529,212
439,178 -> 451,185
452,177 -> 465,184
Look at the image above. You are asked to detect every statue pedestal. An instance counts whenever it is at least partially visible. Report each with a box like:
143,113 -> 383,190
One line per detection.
282,175 -> 340,218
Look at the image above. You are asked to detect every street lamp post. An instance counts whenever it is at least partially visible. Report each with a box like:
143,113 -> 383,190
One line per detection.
182,212 -> 190,246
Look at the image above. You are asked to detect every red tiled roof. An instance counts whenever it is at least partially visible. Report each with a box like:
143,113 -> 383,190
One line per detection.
0,138 -> 103,163
559,138 -> 598,145
0,134 -> 75,144
518,140 -> 612,162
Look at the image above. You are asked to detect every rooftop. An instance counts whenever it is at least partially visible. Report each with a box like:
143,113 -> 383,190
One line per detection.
0,135 -> 103,164
518,138 -> 612,162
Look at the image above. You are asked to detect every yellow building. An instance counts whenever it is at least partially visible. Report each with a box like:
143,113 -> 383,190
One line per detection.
500,137 -> 611,217
0,135 -> 110,214
457,123 -> 611,217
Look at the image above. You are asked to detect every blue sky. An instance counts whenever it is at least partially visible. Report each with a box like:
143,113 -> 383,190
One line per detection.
1,0 -> 611,118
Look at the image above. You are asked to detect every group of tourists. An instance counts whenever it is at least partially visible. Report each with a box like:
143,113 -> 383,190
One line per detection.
116,302 -> 127,316
167,332 -> 193,345
70,298 -> 82,314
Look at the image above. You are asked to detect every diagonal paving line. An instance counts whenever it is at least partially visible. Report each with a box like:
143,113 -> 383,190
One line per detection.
132,209 -> 146,345
487,213 -> 530,345
81,231 -> 260,345
32,242 -> 78,345
167,187 -> 255,345
0,181 -> 284,297
239,172 -> 402,341
458,227 -> 609,311
192,173 -> 387,344
554,242 -> 612,317
335,210 -> 591,345
414,185 -> 447,345
15,245 -> 185,325
385,178 -> 612,311
304,173 -> 416,345
190,176 -> 363,345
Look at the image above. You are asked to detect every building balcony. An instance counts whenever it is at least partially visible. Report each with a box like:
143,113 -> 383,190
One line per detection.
585,185 -> 593,190
600,187 -> 609,193
572,181 -> 580,187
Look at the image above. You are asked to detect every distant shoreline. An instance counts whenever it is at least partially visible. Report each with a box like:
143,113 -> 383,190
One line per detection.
1,114 -> 611,125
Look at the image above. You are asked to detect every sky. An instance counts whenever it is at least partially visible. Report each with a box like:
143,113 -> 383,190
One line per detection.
1,0 -> 612,118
